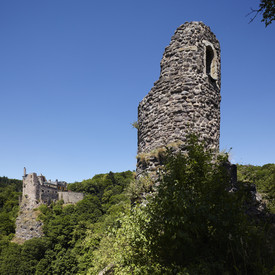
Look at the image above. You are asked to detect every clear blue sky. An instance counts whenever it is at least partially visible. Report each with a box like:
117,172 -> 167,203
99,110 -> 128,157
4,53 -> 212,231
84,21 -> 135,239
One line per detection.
0,0 -> 274,182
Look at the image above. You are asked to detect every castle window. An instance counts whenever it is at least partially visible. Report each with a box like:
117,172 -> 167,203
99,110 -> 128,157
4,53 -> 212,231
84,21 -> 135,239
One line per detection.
206,46 -> 214,75
203,41 -> 218,81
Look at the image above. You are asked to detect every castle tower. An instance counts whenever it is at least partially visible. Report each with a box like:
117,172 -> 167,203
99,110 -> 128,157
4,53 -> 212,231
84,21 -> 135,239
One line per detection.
22,171 -> 40,202
137,22 -> 221,176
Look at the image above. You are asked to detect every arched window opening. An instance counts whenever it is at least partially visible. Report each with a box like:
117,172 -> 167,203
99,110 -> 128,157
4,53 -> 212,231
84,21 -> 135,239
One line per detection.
206,46 -> 214,75
203,40 -> 218,81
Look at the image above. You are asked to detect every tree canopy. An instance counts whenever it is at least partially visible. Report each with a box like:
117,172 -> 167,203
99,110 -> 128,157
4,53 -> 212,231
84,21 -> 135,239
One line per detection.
0,144 -> 274,274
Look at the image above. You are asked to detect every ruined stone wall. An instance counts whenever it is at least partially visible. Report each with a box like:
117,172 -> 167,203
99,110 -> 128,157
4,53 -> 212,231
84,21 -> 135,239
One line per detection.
58,191 -> 84,204
22,173 -> 60,204
137,22 -> 221,176
40,185 -> 59,204
22,173 -> 40,202
15,170 -> 84,242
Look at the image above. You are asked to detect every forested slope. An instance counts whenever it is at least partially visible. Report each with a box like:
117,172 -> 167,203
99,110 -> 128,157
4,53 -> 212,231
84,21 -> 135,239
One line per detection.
0,171 -> 134,274
0,151 -> 274,274
0,177 -> 22,238
237,163 -> 275,212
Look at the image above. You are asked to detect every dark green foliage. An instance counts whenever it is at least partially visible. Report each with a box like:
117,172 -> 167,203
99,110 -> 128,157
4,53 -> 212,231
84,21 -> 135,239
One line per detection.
259,0 -> 275,26
68,171 -> 133,194
1,156 -> 274,274
40,171 -> 133,245
21,171 -> 132,274
0,177 -> 22,215
40,196 -> 103,249
36,248 -> 79,275
68,171 -> 134,214
87,135 -> 275,274
238,163 -> 275,212
19,238 -> 50,274
0,212 -> 15,236
0,176 -> 22,191
0,242 -> 22,275
0,238 -> 50,275
143,136 -> 275,273
250,0 -> 275,26
0,177 -> 22,238
0,171 -> 134,274
30,171 -> 134,274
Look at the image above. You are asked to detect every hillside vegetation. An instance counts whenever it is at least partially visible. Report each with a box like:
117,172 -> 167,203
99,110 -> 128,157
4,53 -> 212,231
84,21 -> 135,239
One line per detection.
237,163 -> 275,213
0,177 -> 22,238
0,171 -> 134,274
0,141 -> 274,274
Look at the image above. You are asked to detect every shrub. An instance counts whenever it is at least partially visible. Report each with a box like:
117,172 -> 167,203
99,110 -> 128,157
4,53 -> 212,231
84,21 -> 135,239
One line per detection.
89,135 -> 275,274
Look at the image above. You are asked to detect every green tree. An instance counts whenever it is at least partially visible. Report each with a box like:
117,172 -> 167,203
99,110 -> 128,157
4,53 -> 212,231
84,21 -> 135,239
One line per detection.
237,163 -> 275,212
0,243 -> 22,275
87,135 -> 275,274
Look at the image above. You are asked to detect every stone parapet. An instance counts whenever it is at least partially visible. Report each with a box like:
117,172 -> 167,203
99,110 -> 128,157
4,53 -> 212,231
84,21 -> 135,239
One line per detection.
58,191 -> 85,204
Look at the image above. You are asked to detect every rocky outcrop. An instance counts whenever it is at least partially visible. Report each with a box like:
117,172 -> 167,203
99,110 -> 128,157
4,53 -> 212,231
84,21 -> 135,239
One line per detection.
12,198 -> 43,244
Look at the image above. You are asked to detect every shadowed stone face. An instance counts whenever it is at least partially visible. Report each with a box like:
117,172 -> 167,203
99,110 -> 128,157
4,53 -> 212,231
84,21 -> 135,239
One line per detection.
137,22 -> 221,176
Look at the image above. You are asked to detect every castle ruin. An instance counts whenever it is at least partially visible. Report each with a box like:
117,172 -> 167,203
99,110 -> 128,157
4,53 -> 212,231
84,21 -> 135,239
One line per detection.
137,22 -> 221,176
13,168 -> 84,243
22,167 -> 84,205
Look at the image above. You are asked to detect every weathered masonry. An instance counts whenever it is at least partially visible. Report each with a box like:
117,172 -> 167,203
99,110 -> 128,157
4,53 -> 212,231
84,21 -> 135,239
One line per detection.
13,168 -> 84,243
137,22 -> 221,176
22,167 -> 84,204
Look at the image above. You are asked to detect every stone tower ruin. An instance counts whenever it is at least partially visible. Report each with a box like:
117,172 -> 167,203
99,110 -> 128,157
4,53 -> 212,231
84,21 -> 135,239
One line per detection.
137,22 -> 221,176
13,169 -> 85,243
